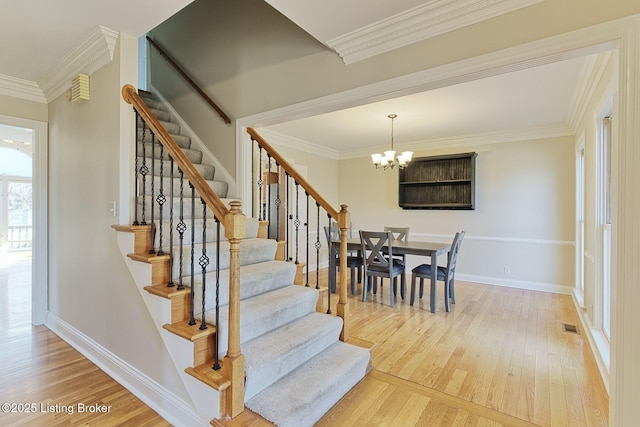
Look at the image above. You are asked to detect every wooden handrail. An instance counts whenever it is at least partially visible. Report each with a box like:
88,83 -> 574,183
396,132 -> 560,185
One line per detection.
247,127 -> 340,220
122,84 -> 230,221
146,36 -> 231,125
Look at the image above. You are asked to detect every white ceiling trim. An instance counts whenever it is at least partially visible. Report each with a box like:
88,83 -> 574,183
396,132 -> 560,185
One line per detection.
264,123 -> 574,161
254,128 -> 340,160
39,25 -> 119,102
0,74 -> 47,103
327,0 -> 547,64
567,51 -> 614,132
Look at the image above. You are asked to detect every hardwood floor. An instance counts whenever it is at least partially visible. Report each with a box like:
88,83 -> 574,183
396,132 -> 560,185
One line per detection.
0,251 -> 169,427
1,251 -> 608,426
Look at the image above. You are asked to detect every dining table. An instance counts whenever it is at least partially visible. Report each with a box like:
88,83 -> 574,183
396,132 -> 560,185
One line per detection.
330,236 -> 451,309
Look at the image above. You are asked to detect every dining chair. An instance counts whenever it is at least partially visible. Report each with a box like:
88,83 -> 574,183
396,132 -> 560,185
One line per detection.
324,226 -> 362,294
383,226 -> 410,298
410,231 -> 465,313
360,230 -> 406,307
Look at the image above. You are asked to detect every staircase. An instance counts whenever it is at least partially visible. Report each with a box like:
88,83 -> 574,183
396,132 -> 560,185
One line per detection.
114,88 -> 371,426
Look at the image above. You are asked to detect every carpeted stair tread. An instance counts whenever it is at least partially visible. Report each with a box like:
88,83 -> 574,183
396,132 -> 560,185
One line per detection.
141,176 -> 228,199
212,285 -> 319,358
137,117 -> 180,134
243,312 -> 343,400
246,341 -> 370,427
140,96 -> 165,111
138,143 -> 203,164
149,108 -> 170,122
137,157 -> 215,179
191,260 -> 296,316
137,129 -> 192,148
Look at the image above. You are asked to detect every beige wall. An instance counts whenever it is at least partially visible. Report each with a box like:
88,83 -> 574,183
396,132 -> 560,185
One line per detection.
339,137 -> 575,290
46,33 -> 189,402
0,93 -> 47,122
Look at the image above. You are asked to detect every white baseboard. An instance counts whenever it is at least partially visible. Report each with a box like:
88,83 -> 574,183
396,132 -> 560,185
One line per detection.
570,296 -> 610,394
45,313 -> 204,427
457,273 -> 572,295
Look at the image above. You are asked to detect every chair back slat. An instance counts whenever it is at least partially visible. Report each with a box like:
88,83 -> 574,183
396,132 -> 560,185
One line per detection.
384,226 -> 409,242
360,231 -> 393,269
446,231 -> 465,280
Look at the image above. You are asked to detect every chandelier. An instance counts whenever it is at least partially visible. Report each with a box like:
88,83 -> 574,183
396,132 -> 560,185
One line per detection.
371,114 -> 413,169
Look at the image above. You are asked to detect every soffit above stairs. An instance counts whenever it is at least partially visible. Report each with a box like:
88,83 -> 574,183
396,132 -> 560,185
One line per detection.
263,0 -> 547,64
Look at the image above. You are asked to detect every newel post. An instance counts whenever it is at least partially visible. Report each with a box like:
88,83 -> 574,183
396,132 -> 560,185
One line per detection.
222,201 -> 246,417
337,204 -> 350,341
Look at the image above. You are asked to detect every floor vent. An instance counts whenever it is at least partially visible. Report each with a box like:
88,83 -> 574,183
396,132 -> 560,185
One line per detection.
562,323 -> 580,334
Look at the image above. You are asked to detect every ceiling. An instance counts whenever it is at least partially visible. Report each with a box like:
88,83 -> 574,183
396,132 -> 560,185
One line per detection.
1,0 -> 594,154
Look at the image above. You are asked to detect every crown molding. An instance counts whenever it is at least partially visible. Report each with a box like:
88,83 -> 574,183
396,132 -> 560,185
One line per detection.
339,124 -> 574,160
0,74 -> 47,103
255,128 -> 340,160
566,51 -> 614,132
327,0 -> 547,64
39,25 -> 119,102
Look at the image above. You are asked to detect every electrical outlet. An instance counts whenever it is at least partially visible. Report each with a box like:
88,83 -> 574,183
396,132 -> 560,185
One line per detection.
503,266 -> 511,275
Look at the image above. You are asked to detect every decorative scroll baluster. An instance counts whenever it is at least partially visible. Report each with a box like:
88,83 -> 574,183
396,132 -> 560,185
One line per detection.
176,169 -> 186,290
276,163 -> 281,241
285,172 -> 290,261
258,147 -> 264,220
133,112 -> 140,226
167,158 -> 174,287
189,183 -> 196,326
212,217 -> 221,371
199,199 -> 209,331
149,133 -> 156,254
294,182 -> 300,264
326,214 -> 332,314
315,203 -> 321,290
139,122 -> 148,225
267,154 -> 272,239
156,144 -> 166,256
305,192 -> 310,287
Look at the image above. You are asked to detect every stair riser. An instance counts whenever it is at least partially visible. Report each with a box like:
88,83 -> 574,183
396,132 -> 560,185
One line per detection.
140,97 -> 166,111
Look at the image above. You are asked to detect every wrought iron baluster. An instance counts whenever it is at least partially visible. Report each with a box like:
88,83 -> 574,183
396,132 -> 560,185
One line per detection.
188,183 -> 196,326
326,214 -> 332,314
156,144 -> 166,256
294,182 -> 300,264
212,217 -> 221,371
149,132 -> 156,254
176,169 -> 186,291
199,199 -> 209,331
305,192 -> 310,287
267,154 -> 272,239
167,158 -> 174,287
286,172 -> 290,261
258,147 -> 264,221
139,122 -> 148,225
276,163 -> 281,241
315,203 -> 320,290
133,111 -> 140,226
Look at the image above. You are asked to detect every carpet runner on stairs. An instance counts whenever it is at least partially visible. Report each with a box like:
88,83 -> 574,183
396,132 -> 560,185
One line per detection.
137,92 -> 371,426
